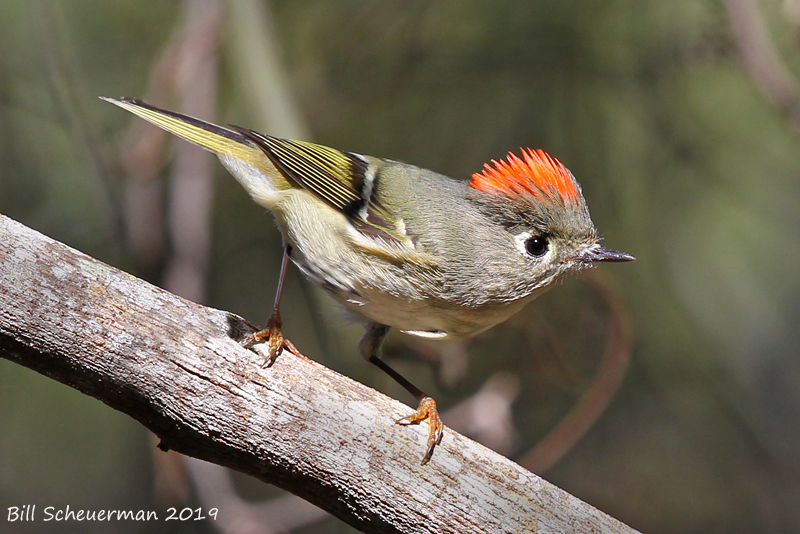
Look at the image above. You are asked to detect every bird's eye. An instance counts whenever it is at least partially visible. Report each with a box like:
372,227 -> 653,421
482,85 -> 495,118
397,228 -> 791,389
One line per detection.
525,235 -> 549,257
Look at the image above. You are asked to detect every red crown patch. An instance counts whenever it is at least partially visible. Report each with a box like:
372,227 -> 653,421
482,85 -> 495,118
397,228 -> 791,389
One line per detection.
470,148 -> 580,204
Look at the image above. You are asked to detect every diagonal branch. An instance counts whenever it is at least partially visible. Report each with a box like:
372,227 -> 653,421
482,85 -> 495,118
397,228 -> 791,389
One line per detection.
0,214 -> 638,534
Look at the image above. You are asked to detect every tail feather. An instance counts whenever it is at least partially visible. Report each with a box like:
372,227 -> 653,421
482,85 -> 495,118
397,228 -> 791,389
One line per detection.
101,97 -> 264,165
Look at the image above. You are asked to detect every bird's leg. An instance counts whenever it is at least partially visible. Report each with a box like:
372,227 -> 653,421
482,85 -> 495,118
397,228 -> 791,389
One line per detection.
359,322 -> 444,465
242,245 -> 299,366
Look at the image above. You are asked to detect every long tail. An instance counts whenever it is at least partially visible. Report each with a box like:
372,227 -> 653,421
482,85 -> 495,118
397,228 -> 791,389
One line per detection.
101,97 -> 264,165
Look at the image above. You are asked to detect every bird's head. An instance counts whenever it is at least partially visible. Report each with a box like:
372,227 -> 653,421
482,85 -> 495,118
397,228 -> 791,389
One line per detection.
466,149 -> 634,299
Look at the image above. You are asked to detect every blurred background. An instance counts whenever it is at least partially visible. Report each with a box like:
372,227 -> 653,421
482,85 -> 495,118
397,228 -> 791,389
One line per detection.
2,0 -> 800,533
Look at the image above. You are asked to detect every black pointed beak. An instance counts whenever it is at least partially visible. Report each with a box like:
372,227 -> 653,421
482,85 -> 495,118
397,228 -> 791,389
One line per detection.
576,246 -> 636,263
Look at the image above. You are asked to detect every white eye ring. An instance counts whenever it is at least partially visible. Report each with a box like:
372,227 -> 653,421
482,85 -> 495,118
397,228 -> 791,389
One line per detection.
514,231 -> 550,258
514,231 -> 533,255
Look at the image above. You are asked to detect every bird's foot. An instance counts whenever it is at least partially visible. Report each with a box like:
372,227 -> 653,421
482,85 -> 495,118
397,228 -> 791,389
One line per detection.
397,396 -> 444,465
241,310 -> 298,367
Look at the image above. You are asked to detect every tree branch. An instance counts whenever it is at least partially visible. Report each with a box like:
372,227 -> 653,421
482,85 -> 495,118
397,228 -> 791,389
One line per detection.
0,214 -> 638,534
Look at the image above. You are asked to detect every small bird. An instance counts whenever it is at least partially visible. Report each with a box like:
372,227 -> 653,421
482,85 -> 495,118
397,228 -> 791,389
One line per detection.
103,97 -> 634,464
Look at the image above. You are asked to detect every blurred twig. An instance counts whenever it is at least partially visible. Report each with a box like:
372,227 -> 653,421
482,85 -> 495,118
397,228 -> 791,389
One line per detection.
39,2 -> 126,252
723,0 -> 800,133
161,0 -> 222,303
518,272 -> 633,473
442,372 -> 521,455
227,0 -> 309,139
116,0 -> 223,285
186,459 -> 329,534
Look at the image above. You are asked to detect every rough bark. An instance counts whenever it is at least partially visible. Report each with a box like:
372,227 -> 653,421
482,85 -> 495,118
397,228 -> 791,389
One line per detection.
0,214 -> 639,534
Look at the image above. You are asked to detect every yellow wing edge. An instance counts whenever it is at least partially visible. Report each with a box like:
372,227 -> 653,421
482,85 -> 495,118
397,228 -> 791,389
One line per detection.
101,97 -> 261,164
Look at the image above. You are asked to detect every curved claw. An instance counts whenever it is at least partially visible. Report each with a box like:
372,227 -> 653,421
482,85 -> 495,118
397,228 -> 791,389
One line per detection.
241,311 -> 294,367
397,397 -> 444,465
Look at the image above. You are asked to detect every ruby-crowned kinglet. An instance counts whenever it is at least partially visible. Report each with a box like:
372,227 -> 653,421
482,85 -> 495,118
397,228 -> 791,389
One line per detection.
103,97 -> 634,464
